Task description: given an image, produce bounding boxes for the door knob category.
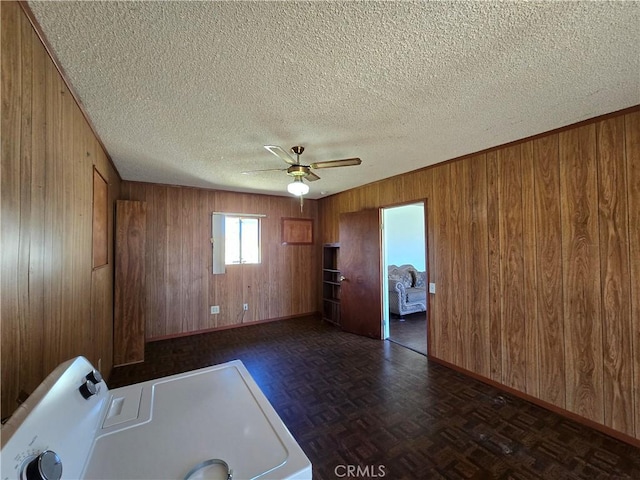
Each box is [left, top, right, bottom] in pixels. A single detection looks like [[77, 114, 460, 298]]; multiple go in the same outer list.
[[339, 275, 347, 282]]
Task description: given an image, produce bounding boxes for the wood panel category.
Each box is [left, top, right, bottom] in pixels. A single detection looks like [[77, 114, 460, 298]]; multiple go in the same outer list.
[[193, 190, 209, 328], [532, 134, 565, 407], [65, 78, 93, 366], [378, 175, 403, 207], [150, 185, 168, 337], [431, 164, 452, 363], [469, 154, 490, 378], [1, 1, 120, 419], [498, 145, 526, 392], [559, 124, 603, 424], [92, 168, 108, 268], [266, 197, 286, 320], [596, 116, 633, 435], [180, 188, 197, 332], [450, 160, 469, 366], [412, 169, 435, 355], [119, 182, 319, 339], [166, 188, 184, 333], [42, 22, 64, 376], [24, 13, 47, 402], [114, 201, 146, 366], [1, 0, 23, 418], [521, 141, 539, 398], [486, 151, 502, 383], [317, 107, 639, 441], [625, 111, 640, 439], [17, 10, 36, 398]]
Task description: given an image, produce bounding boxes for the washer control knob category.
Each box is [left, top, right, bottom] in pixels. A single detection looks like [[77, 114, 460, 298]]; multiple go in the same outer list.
[[79, 379, 97, 399], [25, 450, 62, 480], [86, 369, 103, 384]]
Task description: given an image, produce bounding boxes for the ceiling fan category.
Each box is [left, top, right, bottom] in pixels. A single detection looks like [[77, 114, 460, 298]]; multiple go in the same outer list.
[[242, 145, 362, 197]]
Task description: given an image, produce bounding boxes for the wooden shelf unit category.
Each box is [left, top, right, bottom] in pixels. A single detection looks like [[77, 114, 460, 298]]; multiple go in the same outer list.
[[322, 243, 341, 325]]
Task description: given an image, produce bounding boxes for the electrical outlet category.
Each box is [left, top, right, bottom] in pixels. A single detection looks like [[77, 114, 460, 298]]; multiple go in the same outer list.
[[210, 305, 220, 314], [429, 283, 436, 294], [243, 303, 249, 311]]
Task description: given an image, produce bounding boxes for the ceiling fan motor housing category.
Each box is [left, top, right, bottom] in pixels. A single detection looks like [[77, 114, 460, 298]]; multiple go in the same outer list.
[[287, 165, 309, 177]]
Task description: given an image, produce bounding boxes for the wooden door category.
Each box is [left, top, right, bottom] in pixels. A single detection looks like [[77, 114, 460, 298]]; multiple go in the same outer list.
[[114, 200, 146, 366], [339, 209, 382, 339]]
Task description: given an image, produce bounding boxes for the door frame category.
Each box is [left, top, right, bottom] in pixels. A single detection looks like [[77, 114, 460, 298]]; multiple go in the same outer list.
[[381, 199, 429, 348]]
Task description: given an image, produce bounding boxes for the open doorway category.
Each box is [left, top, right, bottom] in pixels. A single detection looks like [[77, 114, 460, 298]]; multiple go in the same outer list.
[[382, 202, 427, 355]]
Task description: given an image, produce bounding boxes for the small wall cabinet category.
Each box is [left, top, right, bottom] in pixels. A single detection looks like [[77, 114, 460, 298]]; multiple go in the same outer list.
[[322, 243, 341, 325]]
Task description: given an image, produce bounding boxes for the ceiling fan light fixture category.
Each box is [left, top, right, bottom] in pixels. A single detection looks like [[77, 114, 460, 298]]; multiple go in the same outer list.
[[287, 177, 309, 196], [255, 144, 361, 198]]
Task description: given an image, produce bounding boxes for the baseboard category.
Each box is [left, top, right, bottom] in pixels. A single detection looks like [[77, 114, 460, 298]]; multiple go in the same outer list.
[[146, 312, 321, 342], [427, 355, 640, 449]]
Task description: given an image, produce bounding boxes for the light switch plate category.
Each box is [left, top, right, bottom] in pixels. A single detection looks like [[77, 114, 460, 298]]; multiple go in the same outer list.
[[429, 283, 436, 294]]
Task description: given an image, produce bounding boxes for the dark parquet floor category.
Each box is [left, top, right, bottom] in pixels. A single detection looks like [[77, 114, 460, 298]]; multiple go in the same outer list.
[[109, 316, 640, 480], [388, 313, 428, 355]]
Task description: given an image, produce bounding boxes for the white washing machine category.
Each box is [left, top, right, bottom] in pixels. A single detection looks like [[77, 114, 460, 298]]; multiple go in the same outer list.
[[1, 357, 312, 480]]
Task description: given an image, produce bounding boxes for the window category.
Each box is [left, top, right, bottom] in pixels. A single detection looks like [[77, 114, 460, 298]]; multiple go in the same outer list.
[[225, 216, 260, 264], [212, 213, 263, 274]]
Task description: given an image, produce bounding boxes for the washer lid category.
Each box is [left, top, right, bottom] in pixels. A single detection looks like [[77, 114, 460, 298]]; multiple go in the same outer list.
[[83, 361, 311, 479]]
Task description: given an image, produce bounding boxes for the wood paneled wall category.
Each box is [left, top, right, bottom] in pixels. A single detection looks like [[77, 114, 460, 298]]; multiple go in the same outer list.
[[120, 182, 319, 340], [1, 2, 121, 419], [318, 108, 640, 441]]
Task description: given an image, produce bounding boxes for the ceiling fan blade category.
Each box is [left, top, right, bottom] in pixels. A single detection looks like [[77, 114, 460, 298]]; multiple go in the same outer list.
[[306, 171, 321, 181], [264, 145, 297, 165], [310, 158, 362, 169], [241, 168, 286, 175]]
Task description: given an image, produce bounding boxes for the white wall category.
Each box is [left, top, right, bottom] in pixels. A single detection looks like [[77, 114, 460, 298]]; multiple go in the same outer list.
[[383, 203, 425, 271]]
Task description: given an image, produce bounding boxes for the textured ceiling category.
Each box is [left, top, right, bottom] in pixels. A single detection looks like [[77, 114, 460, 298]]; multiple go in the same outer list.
[[28, 1, 640, 199]]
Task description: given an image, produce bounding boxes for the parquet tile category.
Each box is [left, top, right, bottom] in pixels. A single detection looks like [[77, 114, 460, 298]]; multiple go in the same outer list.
[[388, 313, 428, 354], [108, 316, 640, 480]]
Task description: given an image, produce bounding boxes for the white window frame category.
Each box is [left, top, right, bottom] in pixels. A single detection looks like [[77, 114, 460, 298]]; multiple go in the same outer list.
[[211, 212, 265, 274]]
